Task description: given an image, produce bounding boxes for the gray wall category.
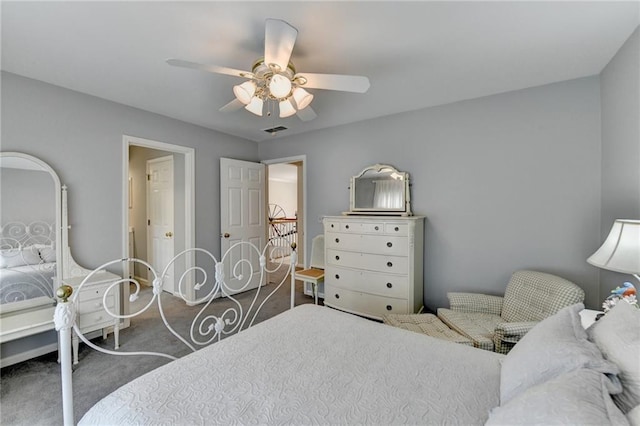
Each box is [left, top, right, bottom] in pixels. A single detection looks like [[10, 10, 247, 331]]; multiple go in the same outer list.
[[1, 71, 258, 361], [1, 71, 258, 268], [0, 168, 55, 224], [259, 76, 603, 310], [599, 26, 640, 301]]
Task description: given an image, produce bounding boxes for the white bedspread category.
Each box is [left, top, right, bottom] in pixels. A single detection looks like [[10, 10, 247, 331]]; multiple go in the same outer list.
[[81, 305, 503, 425], [0, 263, 55, 304]]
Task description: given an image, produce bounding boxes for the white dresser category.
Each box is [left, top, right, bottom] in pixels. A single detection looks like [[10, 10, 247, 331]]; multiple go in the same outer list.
[[63, 271, 121, 364], [323, 216, 425, 320]]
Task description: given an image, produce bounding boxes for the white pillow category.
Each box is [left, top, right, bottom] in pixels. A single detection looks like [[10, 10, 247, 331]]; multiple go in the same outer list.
[[35, 244, 56, 263], [588, 300, 640, 414], [0, 246, 42, 268], [487, 369, 628, 425], [628, 405, 640, 426], [500, 303, 619, 404]]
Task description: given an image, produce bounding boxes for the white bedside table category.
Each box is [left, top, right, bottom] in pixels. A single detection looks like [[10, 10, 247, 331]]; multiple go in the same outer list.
[[579, 309, 603, 329], [63, 271, 121, 364]]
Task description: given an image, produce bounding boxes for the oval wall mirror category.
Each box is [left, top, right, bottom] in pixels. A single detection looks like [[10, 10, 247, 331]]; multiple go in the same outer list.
[[0, 152, 62, 343]]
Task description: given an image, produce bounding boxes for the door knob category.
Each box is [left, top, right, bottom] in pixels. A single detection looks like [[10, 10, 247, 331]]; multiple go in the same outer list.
[[223, 233, 230, 238], [165, 231, 173, 237]]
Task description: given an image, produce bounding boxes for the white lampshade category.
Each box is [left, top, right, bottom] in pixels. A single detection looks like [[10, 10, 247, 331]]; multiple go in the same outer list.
[[233, 81, 256, 105], [292, 87, 314, 110], [244, 97, 264, 116], [279, 99, 296, 118], [269, 74, 292, 99], [587, 219, 640, 274]]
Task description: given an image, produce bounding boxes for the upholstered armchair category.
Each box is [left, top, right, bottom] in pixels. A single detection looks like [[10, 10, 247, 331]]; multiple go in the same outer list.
[[437, 270, 585, 354]]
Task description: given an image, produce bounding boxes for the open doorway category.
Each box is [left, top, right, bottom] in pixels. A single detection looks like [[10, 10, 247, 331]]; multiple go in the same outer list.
[[263, 156, 318, 302], [122, 136, 195, 311]]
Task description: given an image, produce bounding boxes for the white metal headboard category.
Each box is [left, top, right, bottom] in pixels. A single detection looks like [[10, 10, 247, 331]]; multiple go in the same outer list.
[[0, 221, 57, 303], [55, 238, 298, 425], [0, 221, 55, 249]]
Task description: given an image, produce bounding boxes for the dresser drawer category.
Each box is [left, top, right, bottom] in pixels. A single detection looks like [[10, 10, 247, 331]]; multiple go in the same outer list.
[[77, 296, 115, 315], [385, 223, 409, 234], [78, 310, 113, 330], [327, 249, 408, 274], [326, 232, 408, 256], [325, 266, 408, 298], [78, 282, 114, 303], [324, 284, 408, 319]]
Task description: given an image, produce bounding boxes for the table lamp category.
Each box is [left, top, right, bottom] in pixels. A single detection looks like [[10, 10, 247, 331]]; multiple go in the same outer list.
[[588, 219, 640, 284]]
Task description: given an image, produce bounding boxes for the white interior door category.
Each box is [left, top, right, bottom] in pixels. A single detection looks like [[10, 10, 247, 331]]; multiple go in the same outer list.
[[147, 156, 175, 294], [220, 158, 266, 294]]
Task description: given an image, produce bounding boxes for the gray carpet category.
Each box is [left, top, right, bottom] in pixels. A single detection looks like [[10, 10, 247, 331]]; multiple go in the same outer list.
[[0, 269, 320, 425]]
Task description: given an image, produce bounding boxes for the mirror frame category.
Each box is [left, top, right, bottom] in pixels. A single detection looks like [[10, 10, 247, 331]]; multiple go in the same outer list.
[[0, 152, 62, 344], [348, 163, 412, 216]]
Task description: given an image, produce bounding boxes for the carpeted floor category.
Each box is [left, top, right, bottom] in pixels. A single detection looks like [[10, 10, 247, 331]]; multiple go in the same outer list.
[[0, 268, 321, 425]]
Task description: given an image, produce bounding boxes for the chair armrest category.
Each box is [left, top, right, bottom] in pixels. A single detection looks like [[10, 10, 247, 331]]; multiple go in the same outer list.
[[447, 292, 503, 315], [493, 321, 539, 354]]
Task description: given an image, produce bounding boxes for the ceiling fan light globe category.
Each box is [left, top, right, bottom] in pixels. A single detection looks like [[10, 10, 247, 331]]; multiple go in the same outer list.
[[292, 87, 314, 110], [233, 81, 256, 105], [269, 74, 292, 99], [279, 99, 297, 118], [245, 97, 264, 116]]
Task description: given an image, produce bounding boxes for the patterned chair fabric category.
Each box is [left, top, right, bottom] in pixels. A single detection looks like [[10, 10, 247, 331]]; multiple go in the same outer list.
[[437, 270, 585, 354]]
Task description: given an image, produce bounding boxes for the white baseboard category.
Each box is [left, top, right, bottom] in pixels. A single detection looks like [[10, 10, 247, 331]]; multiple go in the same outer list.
[[0, 342, 58, 368], [134, 276, 149, 287]]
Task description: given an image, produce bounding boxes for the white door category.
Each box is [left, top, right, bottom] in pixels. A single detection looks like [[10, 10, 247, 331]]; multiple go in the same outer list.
[[220, 158, 266, 294], [147, 156, 175, 293]]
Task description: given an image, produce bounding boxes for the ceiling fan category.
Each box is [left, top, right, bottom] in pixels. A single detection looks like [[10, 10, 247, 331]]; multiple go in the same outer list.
[[166, 18, 370, 122]]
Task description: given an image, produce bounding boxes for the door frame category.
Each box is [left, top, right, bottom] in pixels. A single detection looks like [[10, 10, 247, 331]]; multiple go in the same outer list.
[[262, 155, 307, 268], [122, 135, 196, 320]]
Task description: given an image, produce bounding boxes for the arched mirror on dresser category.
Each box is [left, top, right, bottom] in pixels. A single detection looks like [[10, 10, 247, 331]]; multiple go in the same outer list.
[[0, 152, 121, 367]]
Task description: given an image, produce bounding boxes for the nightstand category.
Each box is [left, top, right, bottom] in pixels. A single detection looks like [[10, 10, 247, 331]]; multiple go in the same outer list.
[[579, 309, 603, 329], [63, 271, 121, 364]]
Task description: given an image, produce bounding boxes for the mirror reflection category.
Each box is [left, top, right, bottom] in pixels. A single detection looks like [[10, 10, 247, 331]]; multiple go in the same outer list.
[[0, 156, 58, 308]]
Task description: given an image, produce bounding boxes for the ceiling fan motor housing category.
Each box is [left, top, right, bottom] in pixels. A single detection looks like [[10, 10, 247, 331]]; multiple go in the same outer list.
[[251, 58, 298, 100]]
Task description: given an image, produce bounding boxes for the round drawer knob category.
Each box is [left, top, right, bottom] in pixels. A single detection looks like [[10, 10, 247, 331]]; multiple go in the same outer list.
[[387, 262, 393, 267], [386, 242, 392, 248], [335, 238, 340, 243], [335, 255, 340, 261], [386, 305, 392, 311], [331, 224, 334, 228], [374, 226, 379, 231], [394, 226, 399, 231], [335, 274, 340, 279], [345, 225, 350, 229], [335, 294, 340, 299], [386, 282, 393, 288]]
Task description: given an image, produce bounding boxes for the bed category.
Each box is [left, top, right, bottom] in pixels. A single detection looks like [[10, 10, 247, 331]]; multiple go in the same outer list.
[[56, 241, 639, 426], [0, 221, 56, 306]]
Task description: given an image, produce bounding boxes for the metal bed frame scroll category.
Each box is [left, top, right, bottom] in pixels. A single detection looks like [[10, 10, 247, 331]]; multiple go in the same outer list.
[[55, 238, 298, 426]]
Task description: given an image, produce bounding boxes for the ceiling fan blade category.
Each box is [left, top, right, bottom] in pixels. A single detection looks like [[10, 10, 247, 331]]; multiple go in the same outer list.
[[219, 99, 244, 113], [166, 59, 253, 79], [264, 19, 298, 71], [296, 106, 317, 122], [297, 73, 370, 93]]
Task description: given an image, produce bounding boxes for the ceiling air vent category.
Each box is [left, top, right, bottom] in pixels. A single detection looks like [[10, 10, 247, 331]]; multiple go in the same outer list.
[[263, 125, 288, 135]]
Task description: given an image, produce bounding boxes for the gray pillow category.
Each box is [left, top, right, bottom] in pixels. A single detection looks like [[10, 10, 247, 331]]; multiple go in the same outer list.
[[588, 300, 640, 414], [500, 303, 619, 404], [487, 368, 629, 425]]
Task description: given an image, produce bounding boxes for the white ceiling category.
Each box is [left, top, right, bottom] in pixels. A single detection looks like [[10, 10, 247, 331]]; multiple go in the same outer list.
[[2, 1, 638, 142]]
